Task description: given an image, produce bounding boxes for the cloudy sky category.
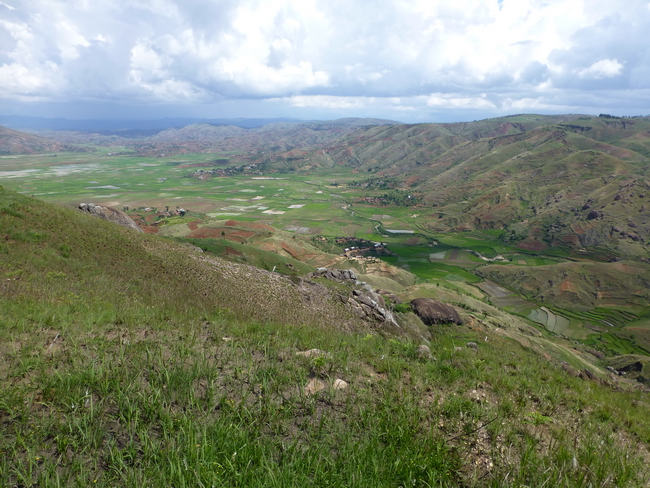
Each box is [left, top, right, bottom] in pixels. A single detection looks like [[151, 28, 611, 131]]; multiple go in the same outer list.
[[1, 0, 649, 123]]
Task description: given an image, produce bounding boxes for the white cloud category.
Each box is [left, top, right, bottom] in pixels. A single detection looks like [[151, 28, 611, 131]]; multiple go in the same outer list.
[[579, 59, 624, 79], [280, 95, 373, 109], [0, 62, 58, 98], [427, 93, 496, 110], [1, 0, 649, 119]]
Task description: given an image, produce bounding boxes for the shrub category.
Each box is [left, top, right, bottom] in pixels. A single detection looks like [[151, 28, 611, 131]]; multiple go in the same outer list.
[[393, 302, 412, 313]]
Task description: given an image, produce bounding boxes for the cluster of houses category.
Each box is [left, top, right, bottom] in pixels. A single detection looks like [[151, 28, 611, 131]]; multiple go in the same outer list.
[[335, 237, 392, 258], [189, 164, 261, 180]]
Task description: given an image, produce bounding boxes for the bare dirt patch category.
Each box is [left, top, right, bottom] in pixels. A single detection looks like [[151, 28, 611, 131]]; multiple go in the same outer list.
[[224, 220, 274, 232], [231, 230, 255, 239], [246, 222, 275, 231], [612, 262, 645, 274], [516, 240, 547, 252], [224, 246, 243, 256], [188, 227, 227, 239], [281, 242, 310, 260], [559, 279, 578, 292]]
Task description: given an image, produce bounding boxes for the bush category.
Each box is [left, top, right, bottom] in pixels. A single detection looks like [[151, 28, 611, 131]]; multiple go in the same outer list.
[[393, 302, 412, 313]]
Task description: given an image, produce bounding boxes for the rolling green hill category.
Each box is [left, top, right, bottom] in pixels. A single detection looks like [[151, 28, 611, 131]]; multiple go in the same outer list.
[[312, 115, 650, 259]]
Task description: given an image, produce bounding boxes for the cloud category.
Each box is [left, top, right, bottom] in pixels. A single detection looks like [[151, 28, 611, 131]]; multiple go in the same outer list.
[[426, 93, 496, 110], [579, 59, 624, 79], [1, 0, 650, 120]]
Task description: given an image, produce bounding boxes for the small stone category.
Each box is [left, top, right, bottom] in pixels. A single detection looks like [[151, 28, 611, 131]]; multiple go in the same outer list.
[[468, 389, 486, 403], [561, 361, 579, 377], [333, 379, 348, 390], [296, 349, 332, 358], [304, 378, 326, 395], [579, 369, 597, 381], [587, 349, 604, 360], [466, 342, 478, 350], [416, 344, 432, 360]]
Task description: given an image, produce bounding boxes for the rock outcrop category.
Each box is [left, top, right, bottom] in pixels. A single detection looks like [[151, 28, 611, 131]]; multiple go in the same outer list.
[[309, 268, 400, 330], [78, 203, 143, 233], [311, 268, 357, 281], [410, 298, 462, 325]]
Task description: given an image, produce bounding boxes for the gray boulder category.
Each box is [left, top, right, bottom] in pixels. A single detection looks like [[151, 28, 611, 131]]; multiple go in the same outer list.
[[78, 203, 143, 233], [410, 298, 462, 325], [311, 268, 357, 282]]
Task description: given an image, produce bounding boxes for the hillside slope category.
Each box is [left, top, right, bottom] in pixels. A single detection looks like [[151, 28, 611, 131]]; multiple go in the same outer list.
[[2, 187, 650, 486], [0, 126, 72, 154], [0, 187, 368, 331], [316, 115, 650, 257]]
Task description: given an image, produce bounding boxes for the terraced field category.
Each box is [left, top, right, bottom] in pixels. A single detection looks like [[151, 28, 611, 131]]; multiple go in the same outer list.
[[528, 308, 572, 336]]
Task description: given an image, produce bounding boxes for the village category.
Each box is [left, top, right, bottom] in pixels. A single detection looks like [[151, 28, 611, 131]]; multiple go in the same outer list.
[[334, 236, 394, 258], [188, 163, 264, 180]]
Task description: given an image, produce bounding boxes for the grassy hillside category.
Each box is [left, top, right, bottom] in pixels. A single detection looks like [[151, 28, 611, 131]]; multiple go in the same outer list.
[[2, 187, 650, 486], [0, 187, 370, 332], [315, 115, 650, 258]]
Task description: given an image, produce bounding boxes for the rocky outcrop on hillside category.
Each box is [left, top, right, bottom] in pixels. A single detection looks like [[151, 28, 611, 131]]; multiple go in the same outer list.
[[310, 268, 401, 330], [605, 355, 650, 384], [78, 203, 143, 233], [410, 298, 463, 325]]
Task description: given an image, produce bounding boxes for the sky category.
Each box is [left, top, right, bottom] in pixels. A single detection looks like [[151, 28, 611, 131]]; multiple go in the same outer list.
[[1, 0, 650, 123]]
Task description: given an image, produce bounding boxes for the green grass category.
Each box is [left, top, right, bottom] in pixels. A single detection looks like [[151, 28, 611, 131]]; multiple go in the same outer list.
[[0, 319, 470, 487], [2, 187, 650, 486], [2, 308, 649, 487], [380, 243, 482, 282], [584, 331, 650, 356], [177, 237, 315, 275]]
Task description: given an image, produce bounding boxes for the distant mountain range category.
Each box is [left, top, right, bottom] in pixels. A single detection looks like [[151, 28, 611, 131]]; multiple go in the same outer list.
[[0, 115, 401, 135]]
